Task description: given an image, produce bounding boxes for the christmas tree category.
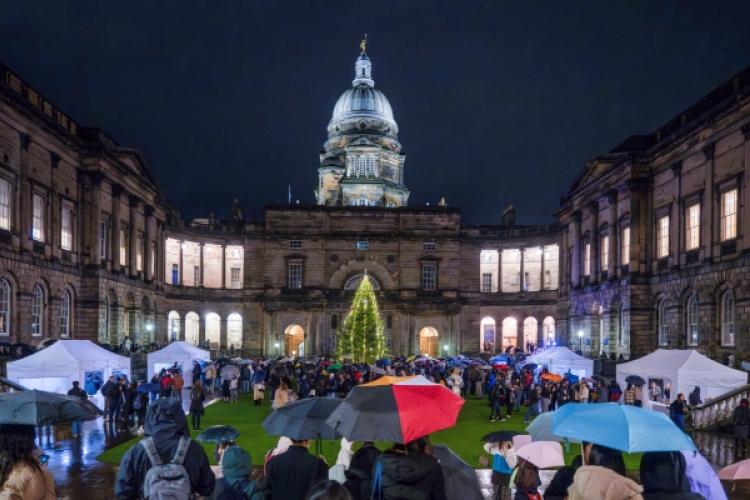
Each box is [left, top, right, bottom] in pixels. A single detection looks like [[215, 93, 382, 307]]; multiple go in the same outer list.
[[336, 274, 386, 363]]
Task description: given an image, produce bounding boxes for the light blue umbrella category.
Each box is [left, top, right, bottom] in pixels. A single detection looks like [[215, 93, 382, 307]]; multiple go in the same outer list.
[[552, 403, 696, 453], [526, 412, 579, 443]]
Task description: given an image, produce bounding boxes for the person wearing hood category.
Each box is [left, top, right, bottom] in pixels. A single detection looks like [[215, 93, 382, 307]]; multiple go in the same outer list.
[[265, 438, 328, 500], [640, 452, 704, 500], [375, 439, 446, 500], [567, 443, 643, 500], [328, 438, 354, 484], [343, 441, 380, 500], [211, 446, 264, 500], [115, 398, 215, 500], [688, 387, 702, 407]]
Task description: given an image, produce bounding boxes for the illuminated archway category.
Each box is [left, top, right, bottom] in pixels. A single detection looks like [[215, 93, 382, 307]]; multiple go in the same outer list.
[[523, 317, 538, 352], [227, 313, 242, 350], [418, 326, 439, 357], [205, 313, 221, 348], [543, 316, 555, 345], [284, 324, 305, 356], [167, 311, 180, 342], [480, 316, 496, 353], [501, 317, 517, 352], [185, 312, 199, 345]]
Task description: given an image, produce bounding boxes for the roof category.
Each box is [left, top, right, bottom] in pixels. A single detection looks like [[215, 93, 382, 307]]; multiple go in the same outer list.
[[148, 341, 210, 359], [7, 340, 130, 373]]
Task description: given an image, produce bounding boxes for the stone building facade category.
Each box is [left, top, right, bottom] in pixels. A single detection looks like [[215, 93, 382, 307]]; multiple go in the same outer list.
[[559, 65, 750, 363]]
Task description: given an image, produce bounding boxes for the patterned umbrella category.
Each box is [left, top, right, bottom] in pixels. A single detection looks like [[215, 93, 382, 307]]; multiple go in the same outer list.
[[326, 375, 464, 443]]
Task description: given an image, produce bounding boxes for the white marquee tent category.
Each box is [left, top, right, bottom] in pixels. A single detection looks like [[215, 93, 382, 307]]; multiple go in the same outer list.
[[6, 339, 131, 409], [525, 346, 594, 378], [616, 349, 748, 402], [147, 341, 210, 386]]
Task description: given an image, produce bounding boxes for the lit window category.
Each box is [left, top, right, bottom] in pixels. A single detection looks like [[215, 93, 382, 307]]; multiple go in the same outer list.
[[31, 285, 43, 336], [288, 262, 303, 289], [686, 294, 698, 346], [194, 265, 201, 287], [543, 245, 559, 290], [136, 235, 144, 272], [289, 239, 302, 249], [657, 299, 668, 346], [686, 204, 700, 250], [481, 273, 492, 293], [230, 267, 241, 288], [501, 249, 521, 292], [583, 242, 591, 277], [620, 226, 630, 266], [721, 290, 735, 346], [356, 240, 369, 250], [721, 189, 738, 241], [656, 215, 670, 259], [32, 193, 45, 242], [0, 279, 9, 335], [600, 235, 609, 272], [99, 214, 109, 261], [59, 290, 71, 337], [523, 247, 542, 291], [421, 261, 437, 291], [0, 178, 11, 231], [119, 226, 128, 266], [171, 264, 179, 285], [150, 243, 156, 277], [423, 240, 436, 252], [60, 201, 73, 251]]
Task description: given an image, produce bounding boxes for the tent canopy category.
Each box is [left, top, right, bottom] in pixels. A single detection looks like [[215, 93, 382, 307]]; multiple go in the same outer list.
[[525, 347, 594, 378], [616, 349, 748, 400], [147, 341, 210, 381]]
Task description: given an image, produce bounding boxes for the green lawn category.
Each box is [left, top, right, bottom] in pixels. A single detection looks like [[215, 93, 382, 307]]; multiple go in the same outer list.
[[97, 395, 641, 470]]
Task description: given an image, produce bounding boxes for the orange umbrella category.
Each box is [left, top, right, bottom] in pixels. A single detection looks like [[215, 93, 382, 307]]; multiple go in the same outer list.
[[541, 373, 562, 382]]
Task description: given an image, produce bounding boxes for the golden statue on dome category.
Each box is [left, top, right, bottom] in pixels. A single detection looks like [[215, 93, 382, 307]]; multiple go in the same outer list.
[[360, 34, 367, 53]]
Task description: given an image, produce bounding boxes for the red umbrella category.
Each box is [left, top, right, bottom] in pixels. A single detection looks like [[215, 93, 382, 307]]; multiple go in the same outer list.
[[326, 375, 465, 443]]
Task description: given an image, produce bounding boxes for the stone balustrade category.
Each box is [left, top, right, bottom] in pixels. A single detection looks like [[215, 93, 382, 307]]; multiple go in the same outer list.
[[692, 384, 750, 430]]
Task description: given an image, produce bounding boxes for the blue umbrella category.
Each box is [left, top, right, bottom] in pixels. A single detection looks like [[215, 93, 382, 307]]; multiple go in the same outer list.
[[552, 403, 696, 453], [136, 382, 160, 394], [196, 425, 240, 443], [525, 412, 575, 443], [489, 355, 508, 364]]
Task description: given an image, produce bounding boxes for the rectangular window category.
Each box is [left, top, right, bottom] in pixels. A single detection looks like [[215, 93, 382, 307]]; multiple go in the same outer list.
[[583, 242, 591, 276], [0, 178, 11, 231], [421, 261, 437, 291], [600, 235, 609, 272], [543, 244, 559, 290], [288, 239, 302, 249], [721, 189, 738, 241], [481, 273, 492, 293], [193, 265, 200, 287], [60, 200, 73, 251], [355, 240, 369, 250], [288, 262, 303, 289], [172, 263, 179, 285], [657, 215, 670, 259], [32, 192, 44, 242], [423, 240, 436, 252], [99, 214, 109, 261], [150, 243, 156, 278], [686, 204, 700, 250], [501, 249, 521, 292], [620, 226, 630, 266], [136, 235, 144, 272], [523, 247, 542, 291], [119, 226, 127, 267], [230, 267, 241, 288]]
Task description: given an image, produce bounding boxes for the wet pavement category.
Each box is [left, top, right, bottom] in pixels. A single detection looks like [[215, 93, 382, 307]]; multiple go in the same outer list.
[[39, 420, 750, 499]]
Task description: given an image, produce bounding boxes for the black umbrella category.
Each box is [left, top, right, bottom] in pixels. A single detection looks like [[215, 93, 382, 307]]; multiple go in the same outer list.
[[0, 390, 101, 425], [625, 375, 646, 386], [196, 425, 240, 443], [481, 430, 521, 443], [433, 445, 483, 500], [263, 397, 342, 456]]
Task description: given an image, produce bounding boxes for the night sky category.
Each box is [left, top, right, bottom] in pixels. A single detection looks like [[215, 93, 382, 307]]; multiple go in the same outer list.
[[1, 2, 749, 224]]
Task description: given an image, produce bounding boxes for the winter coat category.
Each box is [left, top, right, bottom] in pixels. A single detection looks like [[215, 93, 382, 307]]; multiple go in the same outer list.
[[343, 444, 380, 500], [115, 398, 215, 500], [211, 446, 264, 500], [640, 452, 704, 500], [734, 405, 750, 439], [190, 387, 206, 415], [265, 445, 328, 500], [67, 386, 88, 400], [0, 461, 56, 500], [272, 388, 289, 409], [567, 465, 644, 500], [377, 450, 447, 500]]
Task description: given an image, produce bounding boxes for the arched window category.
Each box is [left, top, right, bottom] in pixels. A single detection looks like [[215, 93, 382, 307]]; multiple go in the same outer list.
[[205, 313, 221, 348], [542, 317, 555, 345], [658, 300, 668, 346], [501, 317, 517, 352], [0, 279, 11, 336], [618, 303, 628, 347], [59, 290, 71, 338], [344, 274, 381, 291], [185, 312, 199, 345], [31, 285, 43, 336], [480, 316, 496, 353], [167, 311, 180, 342], [227, 313, 242, 350], [686, 294, 699, 346], [523, 317, 538, 352], [721, 290, 735, 346]]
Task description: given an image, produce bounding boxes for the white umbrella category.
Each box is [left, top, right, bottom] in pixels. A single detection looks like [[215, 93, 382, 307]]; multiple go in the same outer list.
[[516, 441, 565, 469]]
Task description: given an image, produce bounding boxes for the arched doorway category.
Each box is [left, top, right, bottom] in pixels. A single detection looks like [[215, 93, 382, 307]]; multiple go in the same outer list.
[[543, 316, 555, 346], [205, 313, 221, 349], [141, 296, 154, 344], [284, 324, 305, 356], [227, 313, 242, 351], [480, 316, 496, 353], [167, 311, 180, 342], [418, 326, 439, 357], [501, 317, 517, 353], [185, 312, 199, 345], [523, 317, 538, 352]]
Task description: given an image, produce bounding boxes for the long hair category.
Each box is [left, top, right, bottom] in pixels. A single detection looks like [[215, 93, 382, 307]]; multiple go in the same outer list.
[[0, 424, 38, 487], [513, 458, 539, 491], [589, 444, 626, 476]]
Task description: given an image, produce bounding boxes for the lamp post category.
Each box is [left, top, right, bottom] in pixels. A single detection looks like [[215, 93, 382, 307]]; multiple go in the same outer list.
[[577, 330, 584, 352]]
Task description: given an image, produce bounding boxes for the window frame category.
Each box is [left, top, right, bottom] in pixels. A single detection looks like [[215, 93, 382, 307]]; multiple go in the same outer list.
[[657, 299, 668, 346], [600, 234, 609, 273], [685, 203, 701, 251], [99, 214, 110, 262], [421, 260, 438, 291], [59, 289, 71, 338], [32, 191, 45, 242], [720, 188, 738, 242], [686, 294, 699, 346], [31, 285, 43, 337], [0, 279, 10, 336], [287, 261, 303, 289], [721, 290, 735, 347], [656, 214, 670, 259], [620, 225, 630, 267], [355, 240, 369, 251], [60, 199, 74, 251], [288, 239, 303, 250], [481, 272, 492, 293], [0, 177, 11, 231], [583, 241, 591, 277]]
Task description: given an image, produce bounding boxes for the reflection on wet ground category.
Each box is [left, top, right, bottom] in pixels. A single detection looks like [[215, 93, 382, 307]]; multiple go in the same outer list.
[[41, 421, 750, 499]]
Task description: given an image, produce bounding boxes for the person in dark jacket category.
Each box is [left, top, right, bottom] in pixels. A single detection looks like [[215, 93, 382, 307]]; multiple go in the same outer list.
[[67, 381, 87, 437], [211, 446, 263, 500], [670, 393, 688, 431], [265, 439, 328, 500], [688, 387, 702, 407], [543, 466, 576, 500], [115, 398, 214, 500], [734, 398, 750, 458], [343, 441, 380, 500], [376, 440, 446, 500], [640, 451, 704, 500], [189, 381, 206, 431]]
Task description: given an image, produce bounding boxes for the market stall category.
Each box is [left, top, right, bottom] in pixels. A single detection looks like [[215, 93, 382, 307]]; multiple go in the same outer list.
[[525, 346, 594, 379]]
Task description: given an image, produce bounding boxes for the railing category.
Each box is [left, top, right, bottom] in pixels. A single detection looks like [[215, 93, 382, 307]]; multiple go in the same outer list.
[[692, 384, 750, 430]]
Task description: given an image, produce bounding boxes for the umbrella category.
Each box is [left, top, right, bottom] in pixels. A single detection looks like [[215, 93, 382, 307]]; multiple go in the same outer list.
[[196, 425, 240, 443], [719, 458, 750, 480], [526, 412, 578, 443], [263, 397, 342, 441], [220, 364, 240, 380], [541, 373, 562, 382], [136, 382, 160, 394], [328, 362, 343, 372], [0, 390, 101, 425], [433, 445, 483, 500], [488, 355, 509, 364], [326, 375, 464, 443], [516, 441, 565, 469], [369, 365, 387, 375], [625, 375, 646, 386], [552, 403, 697, 453], [481, 430, 521, 443], [523, 363, 538, 371]]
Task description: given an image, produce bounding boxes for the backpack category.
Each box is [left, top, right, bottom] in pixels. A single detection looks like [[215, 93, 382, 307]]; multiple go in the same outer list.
[[140, 436, 192, 500], [214, 478, 264, 500]]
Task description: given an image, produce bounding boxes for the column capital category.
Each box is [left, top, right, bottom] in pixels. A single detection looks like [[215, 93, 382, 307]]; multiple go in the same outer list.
[[702, 143, 715, 161]]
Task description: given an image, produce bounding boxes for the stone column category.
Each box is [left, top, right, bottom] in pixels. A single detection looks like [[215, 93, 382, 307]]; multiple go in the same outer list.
[[144, 205, 154, 281], [741, 125, 750, 252], [219, 317, 227, 351], [519, 247, 525, 292], [178, 239, 184, 286], [221, 244, 227, 289], [671, 163, 682, 267], [570, 211, 582, 287], [199, 243, 205, 287], [128, 196, 139, 277], [111, 184, 123, 273], [703, 144, 716, 261], [589, 202, 599, 283], [607, 190, 617, 276]]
